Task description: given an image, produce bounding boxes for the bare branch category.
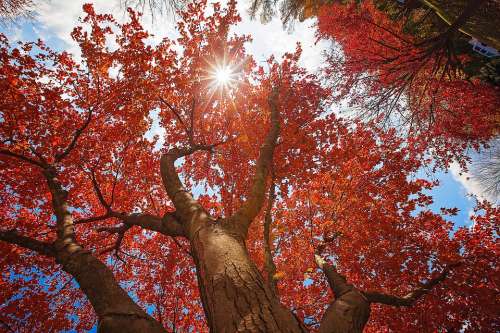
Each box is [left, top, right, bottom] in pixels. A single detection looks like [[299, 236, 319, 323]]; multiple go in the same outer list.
[[364, 262, 461, 307]]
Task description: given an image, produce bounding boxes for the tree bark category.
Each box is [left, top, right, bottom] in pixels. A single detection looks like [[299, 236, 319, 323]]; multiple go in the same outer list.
[[318, 291, 370, 333], [56, 249, 165, 333], [317, 264, 370, 333], [189, 221, 304, 332]]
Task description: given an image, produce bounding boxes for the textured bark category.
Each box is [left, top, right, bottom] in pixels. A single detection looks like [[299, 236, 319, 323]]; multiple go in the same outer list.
[[189, 221, 304, 333], [47, 164, 165, 333], [56, 249, 165, 333], [317, 261, 370, 333], [318, 290, 370, 333], [156, 89, 309, 332], [0, 149, 166, 332]]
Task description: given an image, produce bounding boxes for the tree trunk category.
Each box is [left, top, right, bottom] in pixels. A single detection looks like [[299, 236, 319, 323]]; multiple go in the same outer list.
[[315, 259, 371, 333], [56, 248, 165, 333], [318, 290, 370, 333], [189, 222, 304, 332]]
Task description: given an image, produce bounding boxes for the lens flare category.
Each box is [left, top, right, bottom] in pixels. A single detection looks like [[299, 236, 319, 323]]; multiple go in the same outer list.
[[215, 67, 232, 85]]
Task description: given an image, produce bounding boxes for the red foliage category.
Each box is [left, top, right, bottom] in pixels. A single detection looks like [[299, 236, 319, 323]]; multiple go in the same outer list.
[[316, 1, 500, 168], [0, 1, 498, 332]]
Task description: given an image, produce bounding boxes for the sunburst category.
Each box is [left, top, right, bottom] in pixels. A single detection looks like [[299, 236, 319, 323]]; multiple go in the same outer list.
[[210, 63, 237, 89]]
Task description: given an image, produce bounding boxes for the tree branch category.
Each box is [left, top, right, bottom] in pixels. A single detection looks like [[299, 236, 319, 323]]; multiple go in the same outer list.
[[55, 107, 93, 162], [315, 255, 353, 297], [363, 262, 461, 307], [97, 212, 186, 261], [88, 167, 111, 210], [75, 214, 112, 225], [228, 87, 280, 235], [110, 211, 185, 237], [0, 230, 55, 257], [159, 97, 191, 139], [159, 143, 219, 226], [42, 167, 83, 255], [97, 223, 131, 260], [0, 149, 46, 168], [85, 161, 186, 237]]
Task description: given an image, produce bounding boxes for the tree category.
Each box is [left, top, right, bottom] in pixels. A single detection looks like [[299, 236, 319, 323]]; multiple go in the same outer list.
[[316, 1, 500, 168], [0, 0, 35, 23], [248, 0, 326, 26], [120, 0, 186, 18], [0, 1, 498, 332], [471, 137, 500, 200]]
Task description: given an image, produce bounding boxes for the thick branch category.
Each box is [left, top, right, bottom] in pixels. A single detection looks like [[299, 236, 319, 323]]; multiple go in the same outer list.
[[159, 143, 214, 225], [4, 156, 165, 330], [0, 230, 55, 257], [75, 214, 112, 225], [86, 164, 185, 237], [0, 149, 46, 168], [229, 87, 280, 235], [111, 211, 185, 237], [315, 255, 371, 333], [315, 255, 353, 297], [364, 263, 461, 307]]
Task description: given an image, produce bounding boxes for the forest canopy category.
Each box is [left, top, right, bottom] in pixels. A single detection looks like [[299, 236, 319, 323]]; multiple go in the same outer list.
[[0, 0, 498, 332]]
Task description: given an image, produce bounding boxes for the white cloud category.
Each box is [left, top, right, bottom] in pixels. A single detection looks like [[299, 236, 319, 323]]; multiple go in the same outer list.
[[28, 1, 324, 74], [232, 1, 326, 73], [32, 0, 180, 59], [449, 162, 497, 203]]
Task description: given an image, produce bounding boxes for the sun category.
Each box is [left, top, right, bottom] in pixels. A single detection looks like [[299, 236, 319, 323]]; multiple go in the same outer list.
[[215, 67, 232, 85], [209, 63, 237, 89]]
